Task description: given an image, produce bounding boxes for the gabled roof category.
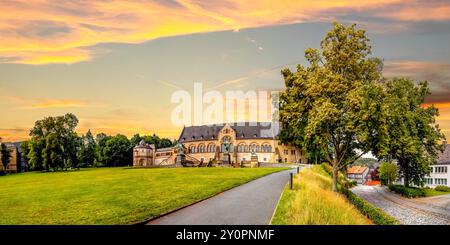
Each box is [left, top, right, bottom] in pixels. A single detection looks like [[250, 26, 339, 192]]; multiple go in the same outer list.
[[178, 122, 278, 142], [436, 142, 450, 165], [347, 166, 368, 174]]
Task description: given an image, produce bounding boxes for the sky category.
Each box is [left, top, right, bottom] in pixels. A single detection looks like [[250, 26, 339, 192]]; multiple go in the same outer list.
[[0, 0, 450, 142]]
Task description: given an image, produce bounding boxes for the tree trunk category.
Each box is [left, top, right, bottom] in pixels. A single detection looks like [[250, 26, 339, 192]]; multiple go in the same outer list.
[[404, 167, 409, 187], [332, 164, 338, 192]]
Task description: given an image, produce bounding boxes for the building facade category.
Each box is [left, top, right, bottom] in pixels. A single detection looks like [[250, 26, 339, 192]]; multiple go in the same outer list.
[[347, 166, 369, 184], [133, 122, 305, 167], [0, 143, 20, 172], [424, 142, 450, 187]]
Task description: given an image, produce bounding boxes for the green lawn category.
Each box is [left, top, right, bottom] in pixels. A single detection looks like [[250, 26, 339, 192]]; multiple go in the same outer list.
[[0, 167, 284, 224], [424, 188, 450, 197]]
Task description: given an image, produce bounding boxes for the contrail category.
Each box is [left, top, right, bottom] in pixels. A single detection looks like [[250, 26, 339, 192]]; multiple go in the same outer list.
[[206, 59, 304, 91]]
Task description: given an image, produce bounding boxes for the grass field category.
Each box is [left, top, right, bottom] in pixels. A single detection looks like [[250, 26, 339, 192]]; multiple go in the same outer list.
[[0, 167, 284, 224], [424, 188, 450, 197], [271, 165, 372, 225]]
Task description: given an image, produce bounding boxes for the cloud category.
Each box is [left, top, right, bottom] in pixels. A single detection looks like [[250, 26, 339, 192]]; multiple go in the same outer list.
[[1, 96, 101, 109], [384, 60, 450, 104], [0, 128, 29, 142], [4, 0, 448, 64]]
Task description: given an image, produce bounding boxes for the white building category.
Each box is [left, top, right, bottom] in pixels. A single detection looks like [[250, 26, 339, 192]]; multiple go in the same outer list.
[[424, 142, 450, 187]]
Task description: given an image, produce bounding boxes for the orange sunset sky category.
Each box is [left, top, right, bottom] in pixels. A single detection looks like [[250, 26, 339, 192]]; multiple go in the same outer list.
[[0, 0, 449, 142]]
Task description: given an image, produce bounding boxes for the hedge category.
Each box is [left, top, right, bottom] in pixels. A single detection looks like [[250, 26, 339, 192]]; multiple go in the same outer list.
[[388, 184, 426, 198], [339, 187, 399, 225], [435, 185, 450, 192]]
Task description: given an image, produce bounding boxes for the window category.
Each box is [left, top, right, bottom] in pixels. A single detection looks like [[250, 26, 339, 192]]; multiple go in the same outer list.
[[435, 178, 448, 185], [291, 150, 295, 155]]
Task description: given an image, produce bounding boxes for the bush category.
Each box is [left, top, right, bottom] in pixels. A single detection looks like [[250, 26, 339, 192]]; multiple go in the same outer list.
[[340, 187, 399, 225], [435, 185, 450, 192], [388, 184, 426, 198]]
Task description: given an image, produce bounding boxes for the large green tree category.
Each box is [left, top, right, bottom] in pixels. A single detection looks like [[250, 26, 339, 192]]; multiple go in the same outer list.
[[101, 134, 132, 167], [378, 78, 445, 187], [77, 130, 97, 167], [378, 162, 398, 185], [279, 22, 387, 192], [28, 113, 80, 171], [19, 141, 30, 170]]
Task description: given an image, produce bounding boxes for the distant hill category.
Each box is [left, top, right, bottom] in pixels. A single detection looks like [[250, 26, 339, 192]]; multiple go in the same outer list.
[[354, 158, 379, 167]]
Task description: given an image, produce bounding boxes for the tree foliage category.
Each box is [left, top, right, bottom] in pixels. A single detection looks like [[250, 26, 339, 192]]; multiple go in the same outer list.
[[279, 22, 386, 192], [1, 141, 12, 172], [77, 130, 97, 167], [27, 113, 80, 171], [378, 162, 398, 185], [375, 78, 445, 186], [279, 22, 445, 190]]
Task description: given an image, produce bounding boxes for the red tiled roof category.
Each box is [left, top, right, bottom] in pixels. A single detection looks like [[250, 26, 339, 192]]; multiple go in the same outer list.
[[347, 166, 368, 174]]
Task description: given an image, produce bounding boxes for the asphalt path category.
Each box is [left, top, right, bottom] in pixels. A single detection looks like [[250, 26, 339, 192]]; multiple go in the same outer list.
[[148, 168, 297, 225]]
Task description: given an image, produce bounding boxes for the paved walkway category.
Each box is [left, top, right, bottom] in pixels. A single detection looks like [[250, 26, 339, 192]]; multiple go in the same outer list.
[[352, 185, 450, 225], [148, 168, 298, 225]]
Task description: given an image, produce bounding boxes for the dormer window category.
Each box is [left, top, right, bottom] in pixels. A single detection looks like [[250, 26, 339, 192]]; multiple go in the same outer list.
[[254, 134, 257, 137]]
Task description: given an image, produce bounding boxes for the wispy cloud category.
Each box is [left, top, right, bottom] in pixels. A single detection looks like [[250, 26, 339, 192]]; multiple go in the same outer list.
[[384, 60, 450, 104], [1, 96, 101, 109], [208, 59, 302, 90], [3, 0, 448, 65]]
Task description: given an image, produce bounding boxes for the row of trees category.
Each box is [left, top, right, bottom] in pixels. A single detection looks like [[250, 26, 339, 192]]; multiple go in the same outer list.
[[279, 22, 445, 191], [18, 113, 175, 171]]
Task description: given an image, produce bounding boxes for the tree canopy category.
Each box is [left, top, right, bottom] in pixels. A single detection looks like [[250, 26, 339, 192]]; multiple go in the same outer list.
[[279, 22, 445, 190], [279, 22, 386, 191]]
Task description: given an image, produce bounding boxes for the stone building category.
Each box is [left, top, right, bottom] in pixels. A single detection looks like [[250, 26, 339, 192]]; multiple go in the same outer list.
[[132, 122, 304, 167], [0, 143, 20, 172]]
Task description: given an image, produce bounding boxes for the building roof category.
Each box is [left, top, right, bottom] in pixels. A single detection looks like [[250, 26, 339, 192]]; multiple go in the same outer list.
[[133, 140, 155, 149], [436, 142, 450, 165], [347, 166, 368, 175], [178, 122, 279, 142], [156, 147, 175, 152]]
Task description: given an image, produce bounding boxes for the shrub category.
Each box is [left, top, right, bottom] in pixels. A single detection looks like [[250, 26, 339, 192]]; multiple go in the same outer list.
[[388, 184, 426, 198], [435, 185, 450, 192], [340, 187, 399, 225]]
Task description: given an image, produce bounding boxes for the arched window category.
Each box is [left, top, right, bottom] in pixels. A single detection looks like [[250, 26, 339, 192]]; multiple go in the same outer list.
[[189, 145, 196, 153], [250, 143, 258, 153], [262, 143, 271, 152], [207, 144, 215, 152], [238, 143, 246, 152], [198, 144, 205, 153]]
